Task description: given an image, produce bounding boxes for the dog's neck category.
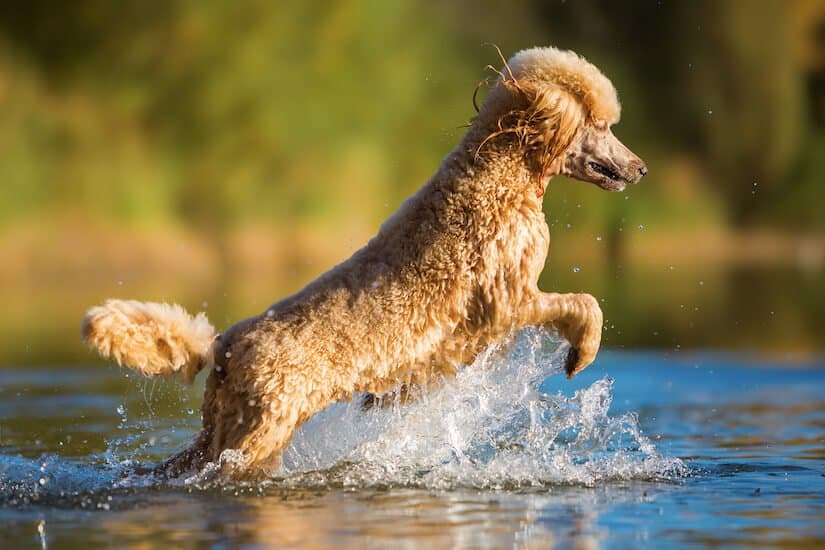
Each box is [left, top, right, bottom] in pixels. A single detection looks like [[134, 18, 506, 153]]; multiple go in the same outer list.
[[446, 125, 559, 208]]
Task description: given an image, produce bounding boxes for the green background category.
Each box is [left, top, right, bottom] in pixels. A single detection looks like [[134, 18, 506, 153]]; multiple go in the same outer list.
[[0, 0, 822, 365]]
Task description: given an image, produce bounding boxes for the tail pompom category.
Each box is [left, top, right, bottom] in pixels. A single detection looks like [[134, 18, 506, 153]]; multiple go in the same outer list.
[[82, 299, 217, 384]]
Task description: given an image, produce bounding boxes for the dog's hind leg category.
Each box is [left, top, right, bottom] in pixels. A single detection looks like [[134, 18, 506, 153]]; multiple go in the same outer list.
[[200, 385, 317, 479], [218, 413, 304, 479], [520, 292, 603, 378]]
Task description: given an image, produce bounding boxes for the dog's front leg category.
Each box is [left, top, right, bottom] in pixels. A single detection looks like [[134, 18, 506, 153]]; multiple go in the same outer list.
[[521, 292, 603, 378], [361, 361, 459, 410]]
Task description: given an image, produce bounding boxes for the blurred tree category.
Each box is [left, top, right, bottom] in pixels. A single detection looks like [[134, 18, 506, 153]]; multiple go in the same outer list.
[[676, 0, 805, 226], [1, 0, 823, 229], [514, 0, 825, 227], [0, 0, 822, 362], [0, 0, 476, 231]]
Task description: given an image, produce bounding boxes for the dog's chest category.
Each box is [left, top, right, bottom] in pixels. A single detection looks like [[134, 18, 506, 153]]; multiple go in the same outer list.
[[479, 206, 549, 292]]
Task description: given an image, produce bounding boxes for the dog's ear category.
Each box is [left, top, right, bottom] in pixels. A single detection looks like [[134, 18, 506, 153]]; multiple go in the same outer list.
[[474, 72, 586, 186], [528, 86, 585, 177]]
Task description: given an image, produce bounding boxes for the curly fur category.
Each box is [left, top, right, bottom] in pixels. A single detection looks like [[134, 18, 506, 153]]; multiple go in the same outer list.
[[83, 299, 216, 384], [83, 46, 641, 478]]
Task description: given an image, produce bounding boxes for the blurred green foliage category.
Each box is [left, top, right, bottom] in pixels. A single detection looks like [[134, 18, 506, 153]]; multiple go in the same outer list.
[[0, 0, 823, 363], [2, 0, 821, 229], [0, 0, 477, 229]]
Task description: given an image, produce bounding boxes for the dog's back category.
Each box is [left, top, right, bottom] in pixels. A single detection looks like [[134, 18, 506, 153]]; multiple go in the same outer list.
[[214, 137, 549, 399]]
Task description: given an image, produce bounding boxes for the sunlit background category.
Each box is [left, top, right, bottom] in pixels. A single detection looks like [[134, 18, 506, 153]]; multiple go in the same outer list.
[[0, 0, 823, 365]]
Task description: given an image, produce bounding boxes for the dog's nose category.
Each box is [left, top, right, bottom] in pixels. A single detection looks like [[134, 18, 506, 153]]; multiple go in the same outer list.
[[638, 164, 648, 177]]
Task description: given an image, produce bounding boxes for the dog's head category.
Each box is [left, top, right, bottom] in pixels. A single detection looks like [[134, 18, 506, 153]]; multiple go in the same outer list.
[[476, 46, 646, 192]]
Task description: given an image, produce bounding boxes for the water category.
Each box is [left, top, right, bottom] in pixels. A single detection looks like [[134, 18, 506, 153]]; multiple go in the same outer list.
[[1, 329, 823, 547]]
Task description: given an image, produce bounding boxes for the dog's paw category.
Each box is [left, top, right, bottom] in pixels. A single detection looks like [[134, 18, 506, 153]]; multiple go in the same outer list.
[[563, 339, 598, 378], [360, 384, 415, 411], [360, 392, 380, 411], [564, 346, 580, 377], [559, 294, 603, 378]]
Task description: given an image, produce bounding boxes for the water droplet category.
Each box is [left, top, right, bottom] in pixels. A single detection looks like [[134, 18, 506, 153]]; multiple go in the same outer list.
[[638, 224, 645, 230], [225, 351, 232, 359], [566, 223, 572, 229], [266, 309, 275, 317], [117, 280, 124, 286], [698, 280, 704, 286], [201, 301, 209, 309], [707, 109, 713, 115], [572, 266, 581, 273], [116, 405, 126, 416], [668, 265, 675, 271], [186, 408, 194, 415], [596, 236, 602, 241]]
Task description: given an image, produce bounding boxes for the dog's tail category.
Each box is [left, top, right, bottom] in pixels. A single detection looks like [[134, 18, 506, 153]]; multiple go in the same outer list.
[[82, 299, 217, 384]]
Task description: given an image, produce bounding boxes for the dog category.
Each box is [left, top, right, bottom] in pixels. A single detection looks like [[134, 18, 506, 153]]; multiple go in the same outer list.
[[83, 46, 647, 478]]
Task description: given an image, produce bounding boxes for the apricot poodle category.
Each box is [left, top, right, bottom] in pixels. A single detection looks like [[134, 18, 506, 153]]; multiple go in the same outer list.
[[83, 46, 647, 478]]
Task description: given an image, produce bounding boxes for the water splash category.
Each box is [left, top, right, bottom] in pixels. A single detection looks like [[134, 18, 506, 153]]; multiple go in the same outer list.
[[0, 454, 135, 509], [1, 329, 686, 505], [275, 328, 686, 489]]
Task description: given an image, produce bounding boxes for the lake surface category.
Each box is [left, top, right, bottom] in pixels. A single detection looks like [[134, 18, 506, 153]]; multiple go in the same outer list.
[[1, 329, 823, 548]]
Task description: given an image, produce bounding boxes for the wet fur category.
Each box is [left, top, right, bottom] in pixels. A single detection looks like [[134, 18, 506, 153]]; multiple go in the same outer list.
[[84, 47, 624, 478]]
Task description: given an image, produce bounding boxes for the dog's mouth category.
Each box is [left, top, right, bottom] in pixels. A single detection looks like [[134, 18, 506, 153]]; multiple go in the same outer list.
[[587, 161, 628, 191]]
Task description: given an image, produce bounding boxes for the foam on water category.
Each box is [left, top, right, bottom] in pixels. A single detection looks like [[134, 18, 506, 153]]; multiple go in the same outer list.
[[0, 328, 686, 505]]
